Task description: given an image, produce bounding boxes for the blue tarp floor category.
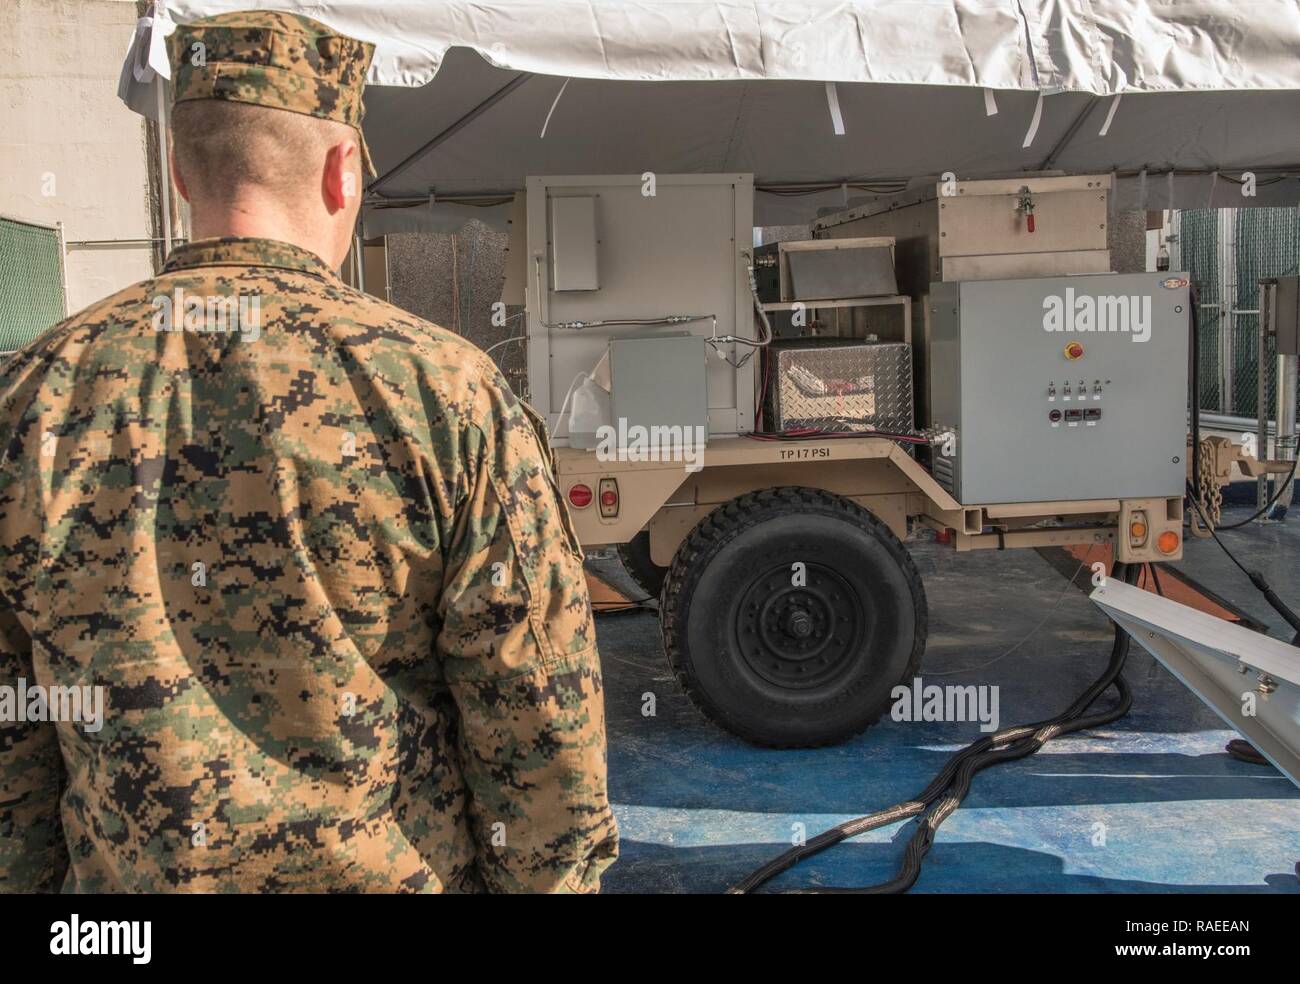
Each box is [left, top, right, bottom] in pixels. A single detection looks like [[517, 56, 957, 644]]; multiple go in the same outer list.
[[590, 500, 1300, 894]]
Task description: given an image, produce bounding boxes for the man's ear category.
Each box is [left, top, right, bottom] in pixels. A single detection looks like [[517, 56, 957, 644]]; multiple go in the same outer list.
[[168, 140, 191, 203], [322, 138, 360, 213]]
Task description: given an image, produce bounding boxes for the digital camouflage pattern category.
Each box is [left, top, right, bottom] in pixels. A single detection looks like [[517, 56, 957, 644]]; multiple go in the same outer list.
[[0, 237, 616, 892], [168, 11, 378, 175]]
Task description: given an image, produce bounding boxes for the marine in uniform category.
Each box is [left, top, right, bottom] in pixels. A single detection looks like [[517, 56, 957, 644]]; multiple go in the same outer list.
[[0, 11, 617, 893]]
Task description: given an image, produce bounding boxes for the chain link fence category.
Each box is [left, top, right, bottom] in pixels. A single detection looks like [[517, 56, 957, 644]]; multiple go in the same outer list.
[[0, 216, 67, 360], [1176, 206, 1299, 423]]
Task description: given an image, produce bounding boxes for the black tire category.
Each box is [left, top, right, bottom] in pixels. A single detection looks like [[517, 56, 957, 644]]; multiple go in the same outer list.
[[660, 487, 927, 748], [617, 531, 668, 599]]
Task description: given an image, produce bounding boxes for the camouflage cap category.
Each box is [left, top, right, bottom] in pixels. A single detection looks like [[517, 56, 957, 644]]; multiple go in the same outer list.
[[167, 10, 378, 177]]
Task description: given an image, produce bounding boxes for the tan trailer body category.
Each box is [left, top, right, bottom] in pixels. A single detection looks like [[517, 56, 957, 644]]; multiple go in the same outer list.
[[555, 439, 1186, 566]]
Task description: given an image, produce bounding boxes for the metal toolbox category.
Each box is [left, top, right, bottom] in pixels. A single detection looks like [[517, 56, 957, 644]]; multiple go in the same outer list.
[[764, 338, 914, 433]]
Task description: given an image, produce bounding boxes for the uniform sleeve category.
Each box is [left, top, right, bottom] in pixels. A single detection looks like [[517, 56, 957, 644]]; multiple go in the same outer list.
[[0, 602, 67, 893], [436, 379, 617, 893]]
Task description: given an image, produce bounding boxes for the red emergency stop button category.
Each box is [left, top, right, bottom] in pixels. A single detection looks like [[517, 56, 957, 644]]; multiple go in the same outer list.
[[1064, 342, 1085, 360]]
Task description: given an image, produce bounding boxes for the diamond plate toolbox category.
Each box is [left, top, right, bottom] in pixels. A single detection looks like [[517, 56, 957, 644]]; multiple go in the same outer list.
[[765, 339, 914, 433]]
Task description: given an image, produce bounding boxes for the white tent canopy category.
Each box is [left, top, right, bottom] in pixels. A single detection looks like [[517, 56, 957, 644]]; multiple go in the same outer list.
[[122, 1, 1300, 232]]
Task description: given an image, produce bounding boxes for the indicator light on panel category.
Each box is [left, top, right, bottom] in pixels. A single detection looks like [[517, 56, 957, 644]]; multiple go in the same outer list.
[[568, 483, 593, 508], [598, 478, 619, 518]]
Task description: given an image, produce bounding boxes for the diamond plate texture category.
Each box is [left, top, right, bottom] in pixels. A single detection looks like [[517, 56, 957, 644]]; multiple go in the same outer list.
[[767, 339, 914, 433]]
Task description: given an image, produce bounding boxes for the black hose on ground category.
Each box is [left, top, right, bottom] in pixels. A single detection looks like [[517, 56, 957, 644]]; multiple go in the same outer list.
[[728, 562, 1139, 894]]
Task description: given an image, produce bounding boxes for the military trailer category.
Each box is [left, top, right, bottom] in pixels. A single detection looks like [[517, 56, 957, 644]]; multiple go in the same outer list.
[[509, 171, 1222, 747]]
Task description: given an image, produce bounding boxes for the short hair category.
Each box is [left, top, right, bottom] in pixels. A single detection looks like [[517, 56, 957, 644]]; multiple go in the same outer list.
[[170, 100, 356, 203]]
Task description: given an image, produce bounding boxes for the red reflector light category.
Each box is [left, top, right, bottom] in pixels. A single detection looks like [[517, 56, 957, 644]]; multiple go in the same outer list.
[[600, 489, 618, 508], [568, 484, 593, 508]]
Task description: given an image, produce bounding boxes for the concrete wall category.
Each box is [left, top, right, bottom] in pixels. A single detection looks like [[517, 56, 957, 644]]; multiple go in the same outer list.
[[0, 0, 155, 317]]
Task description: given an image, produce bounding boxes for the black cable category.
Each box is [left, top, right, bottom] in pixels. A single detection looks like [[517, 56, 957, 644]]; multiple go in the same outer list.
[[1187, 277, 1298, 532], [1148, 562, 1166, 598], [592, 598, 657, 616], [728, 563, 1138, 894], [747, 428, 928, 445], [1186, 481, 1300, 644], [1190, 285, 1202, 508], [1215, 456, 1298, 530]]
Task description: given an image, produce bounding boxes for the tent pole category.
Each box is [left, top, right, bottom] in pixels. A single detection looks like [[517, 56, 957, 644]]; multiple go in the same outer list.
[[369, 72, 534, 194], [1037, 97, 1099, 171]]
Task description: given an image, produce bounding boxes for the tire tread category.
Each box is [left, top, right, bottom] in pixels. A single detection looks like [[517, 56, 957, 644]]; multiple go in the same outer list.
[[659, 486, 927, 748]]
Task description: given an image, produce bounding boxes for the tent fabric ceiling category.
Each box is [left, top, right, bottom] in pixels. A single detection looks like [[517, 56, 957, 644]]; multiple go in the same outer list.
[[154, 0, 1300, 93], [125, 1, 1300, 231]]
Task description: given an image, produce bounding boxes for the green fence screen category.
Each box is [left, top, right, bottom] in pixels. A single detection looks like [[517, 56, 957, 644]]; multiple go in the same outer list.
[[1179, 207, 1300, 420], [0, 216, 66, 355]]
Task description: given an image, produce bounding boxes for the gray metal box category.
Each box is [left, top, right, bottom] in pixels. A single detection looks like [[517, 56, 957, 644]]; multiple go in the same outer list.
[[766, 339, 913, 433], [928, 273, 1190, 504], [609, 333, 709, 443], [782, 242, 897, 300], [550, 196, 599, 290], [527, 174, 755, 439]]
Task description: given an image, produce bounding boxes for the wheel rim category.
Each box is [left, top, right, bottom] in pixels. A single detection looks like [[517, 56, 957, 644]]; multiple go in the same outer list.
[[733, 563, 866, 691]]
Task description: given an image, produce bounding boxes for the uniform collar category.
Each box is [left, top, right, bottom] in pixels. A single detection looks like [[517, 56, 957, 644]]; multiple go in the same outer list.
[[163, 237, 339, 281]]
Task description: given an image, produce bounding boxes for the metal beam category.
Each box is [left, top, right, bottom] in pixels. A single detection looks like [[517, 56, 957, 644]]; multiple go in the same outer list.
[[368, 72, 534, 195], [1037, 97, 1099, 172], [1091, 577, 1300, 788]]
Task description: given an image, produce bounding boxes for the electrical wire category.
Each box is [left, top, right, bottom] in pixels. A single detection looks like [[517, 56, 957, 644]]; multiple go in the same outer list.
[[1186, 480, 1300, 643], [747, 427, 928, 445], [702, 249, 775, 370], [929, 563, 1085, 677], [729, 563, 1139, 894], [591, 600, 657, 615], [482, 331, 526, 358], [1214, 456, 1299, 530], [1184, 277, 1296, 532], [1148, 562, 1166, 598], [545, 315, 715, 331]]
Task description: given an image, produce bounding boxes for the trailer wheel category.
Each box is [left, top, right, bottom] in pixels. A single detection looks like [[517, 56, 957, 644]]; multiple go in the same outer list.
[[618, 531, 668, 599], [660, 487, 926, 747]]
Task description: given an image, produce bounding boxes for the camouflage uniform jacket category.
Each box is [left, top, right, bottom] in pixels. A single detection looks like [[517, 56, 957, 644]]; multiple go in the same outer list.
[[0, 237, 617, 893]]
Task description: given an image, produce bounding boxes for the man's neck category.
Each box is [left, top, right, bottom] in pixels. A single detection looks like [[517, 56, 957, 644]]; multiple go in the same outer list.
[[188, 201, 338, 268]]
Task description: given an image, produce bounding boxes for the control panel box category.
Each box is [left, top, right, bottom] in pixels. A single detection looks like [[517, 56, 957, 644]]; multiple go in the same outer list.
[[928, 273, 1190, 504], [549, 196, 599, 290], [525, 174, 755, 441]]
